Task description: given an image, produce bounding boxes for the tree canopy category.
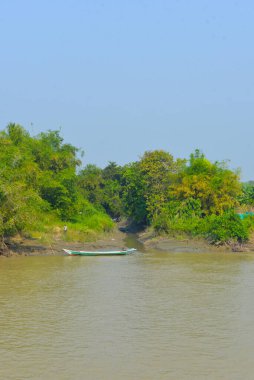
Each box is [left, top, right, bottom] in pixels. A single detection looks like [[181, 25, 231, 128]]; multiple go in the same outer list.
[[0, 123, 253, 247]]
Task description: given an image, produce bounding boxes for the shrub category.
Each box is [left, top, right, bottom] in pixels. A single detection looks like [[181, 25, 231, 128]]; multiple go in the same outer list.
[[205, 212, 250, 244], [153, 209, 254, 245]]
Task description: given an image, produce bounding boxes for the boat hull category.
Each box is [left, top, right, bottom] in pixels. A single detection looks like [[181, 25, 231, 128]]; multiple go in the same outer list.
[[63, 248, 136, 256]]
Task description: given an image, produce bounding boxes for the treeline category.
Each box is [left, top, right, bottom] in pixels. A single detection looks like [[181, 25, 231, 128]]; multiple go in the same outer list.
[[0, 124, 113, 249], [81, 149, 254, 244], [0, 123, 254, 248]]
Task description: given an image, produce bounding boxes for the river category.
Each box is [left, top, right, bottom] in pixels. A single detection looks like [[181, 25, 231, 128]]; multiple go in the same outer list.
[[1, 245, 254, 379]]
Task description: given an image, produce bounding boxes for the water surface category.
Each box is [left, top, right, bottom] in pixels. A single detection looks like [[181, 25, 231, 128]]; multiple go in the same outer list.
[[1, 249, 254, 379]]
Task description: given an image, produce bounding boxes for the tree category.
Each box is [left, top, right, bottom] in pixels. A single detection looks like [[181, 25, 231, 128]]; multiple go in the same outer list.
[[171, 150, 241, 216], [239, 182, 254, 206], [77, 164, 103, 204], [100, 162, 124, 218], [139, 150, 185, 221], [122, 162, 147, 224], [102, 161, 123, 182]]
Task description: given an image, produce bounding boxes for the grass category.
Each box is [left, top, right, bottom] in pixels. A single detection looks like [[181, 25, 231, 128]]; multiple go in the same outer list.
[[21, 208, 114, 244]]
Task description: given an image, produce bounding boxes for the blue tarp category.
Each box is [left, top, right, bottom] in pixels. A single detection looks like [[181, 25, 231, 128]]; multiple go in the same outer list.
[[237, 212, 254, 220]]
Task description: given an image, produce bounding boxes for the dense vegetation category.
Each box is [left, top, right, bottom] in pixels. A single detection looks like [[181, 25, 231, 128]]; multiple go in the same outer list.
[[0, 123, 254, 252], [0, 124, 114, 251]]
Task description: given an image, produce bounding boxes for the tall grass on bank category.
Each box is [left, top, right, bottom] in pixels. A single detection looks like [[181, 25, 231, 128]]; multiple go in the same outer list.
[[22, 208, 114, 244]]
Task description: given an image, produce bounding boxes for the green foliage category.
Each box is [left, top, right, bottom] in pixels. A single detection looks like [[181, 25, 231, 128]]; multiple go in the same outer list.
[[100, 162, 124, 217], [149, 150, 248, 244], [0, 123, 250, 247], [6, 123, 30, 145], [77, 162, 125, 218], [205, 213, 250, 244], [101, 179, 123, 218], [239, 182, 254, 206], [139, 150, 185, 220], [102, 161, 123, 182], [153, 211, 252, 245], [121, 162, 147, 224], [153, 214, 202, 236], [171, 149, 241, 216], [77, 164, 103, 204], [0, 179, 48, 237], [0, 123, 113, 243]]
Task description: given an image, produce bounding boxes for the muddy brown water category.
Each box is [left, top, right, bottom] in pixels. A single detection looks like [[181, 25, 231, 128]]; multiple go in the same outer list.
[[1, 244, 254, 379]]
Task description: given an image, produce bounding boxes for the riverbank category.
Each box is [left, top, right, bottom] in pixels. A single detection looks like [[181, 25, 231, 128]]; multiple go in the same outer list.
[[138, 228, 254, 253], [0, 228, 128, 257], [2, 226, 254, 257]]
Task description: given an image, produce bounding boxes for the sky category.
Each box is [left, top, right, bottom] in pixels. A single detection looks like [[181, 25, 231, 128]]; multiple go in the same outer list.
[[0, 0, 253, 180]]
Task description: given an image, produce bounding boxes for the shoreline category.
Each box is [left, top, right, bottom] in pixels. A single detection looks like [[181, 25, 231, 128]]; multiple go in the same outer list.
[[1, 229, 128, 257], [2, 227, 254, 257], [138, 228, 254, 253]]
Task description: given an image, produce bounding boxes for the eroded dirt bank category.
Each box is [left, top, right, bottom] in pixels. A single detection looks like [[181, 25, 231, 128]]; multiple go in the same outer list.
[[137, 229, 254, 253]]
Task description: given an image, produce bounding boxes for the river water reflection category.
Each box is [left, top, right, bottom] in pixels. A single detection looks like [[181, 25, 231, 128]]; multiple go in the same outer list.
[[1, 248, 254, 379]]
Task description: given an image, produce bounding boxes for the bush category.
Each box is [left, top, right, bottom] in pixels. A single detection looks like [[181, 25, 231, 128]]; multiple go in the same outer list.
[[153, 213, 202, 237], [152, 209, 254, 245], [205, 212, 250, 244]]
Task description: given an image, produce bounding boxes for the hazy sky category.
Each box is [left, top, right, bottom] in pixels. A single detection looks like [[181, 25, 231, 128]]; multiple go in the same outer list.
[[1, 1, 253, 180]]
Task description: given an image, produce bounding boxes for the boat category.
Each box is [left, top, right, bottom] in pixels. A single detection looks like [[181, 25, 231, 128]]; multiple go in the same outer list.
[[63, 248, 136, 256]]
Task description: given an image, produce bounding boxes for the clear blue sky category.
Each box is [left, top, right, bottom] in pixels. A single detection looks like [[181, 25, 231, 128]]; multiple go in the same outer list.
[[1, 0, 253, 180]]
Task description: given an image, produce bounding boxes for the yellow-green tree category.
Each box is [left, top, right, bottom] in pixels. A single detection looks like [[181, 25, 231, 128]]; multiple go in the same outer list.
[[139, 150, 185, 221], [171, 150, 241, 216]]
